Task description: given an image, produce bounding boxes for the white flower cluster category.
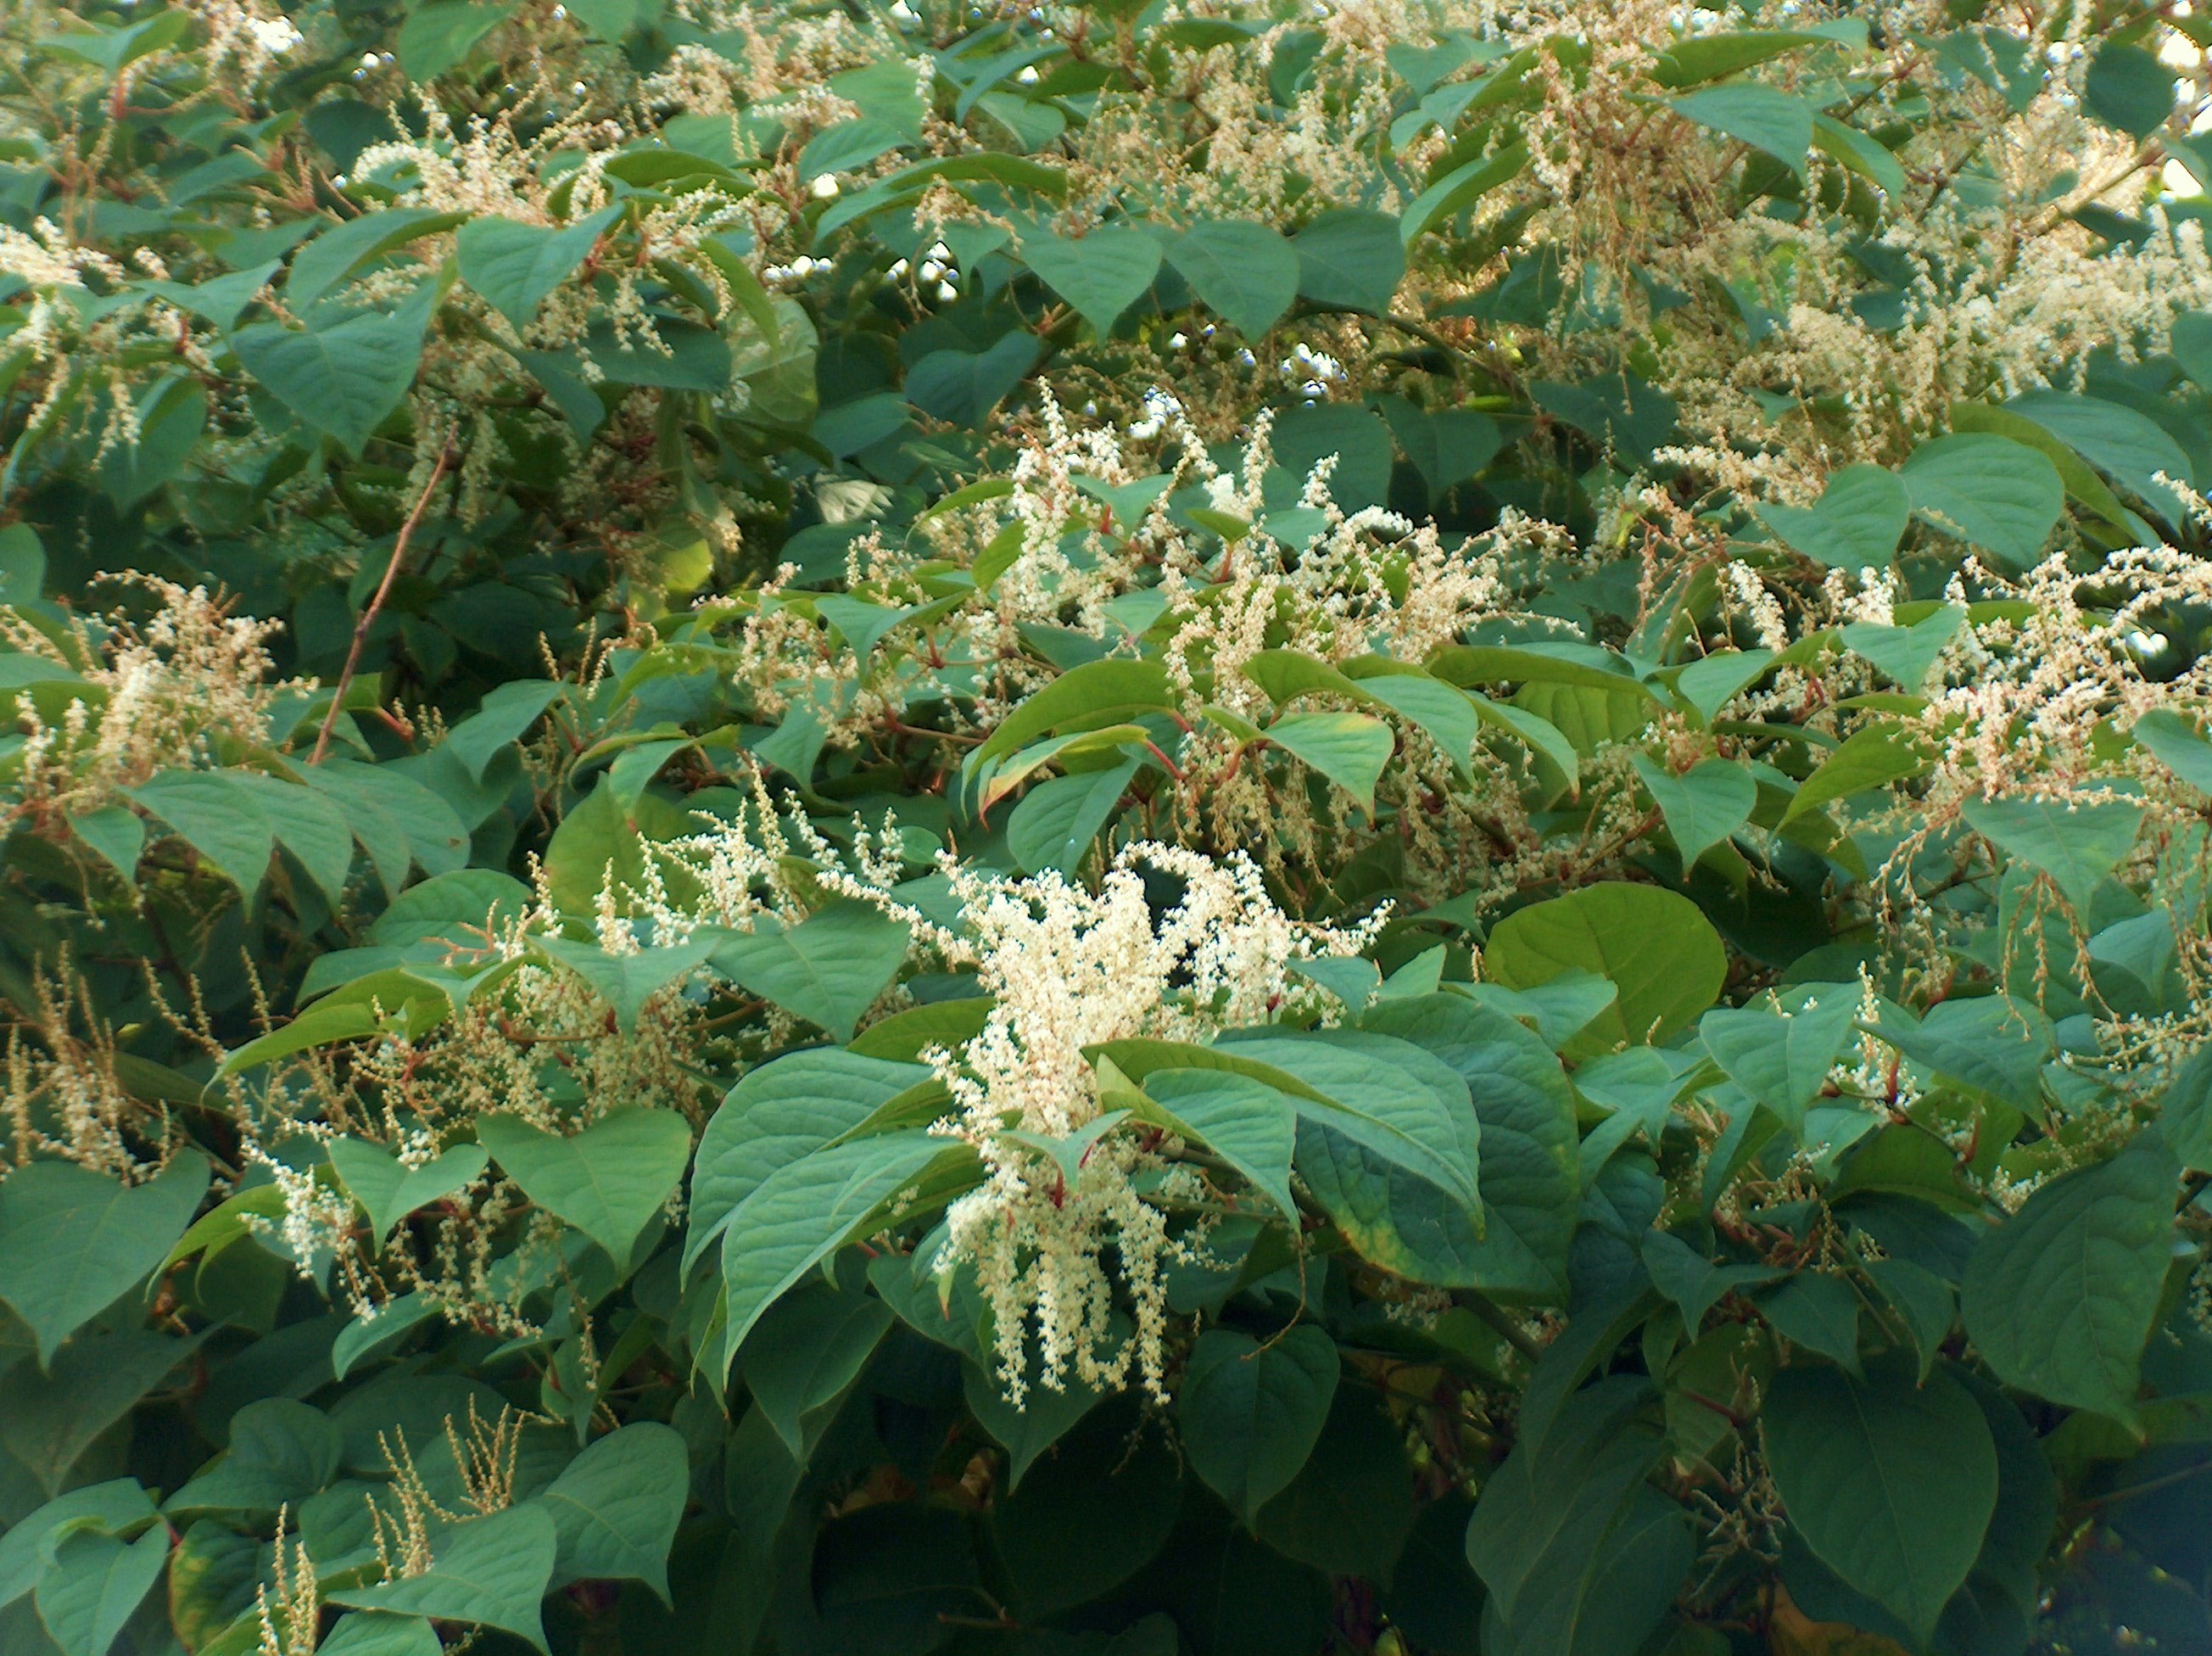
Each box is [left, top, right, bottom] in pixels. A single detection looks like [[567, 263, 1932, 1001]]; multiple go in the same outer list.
[[885, 843, 1380, 1403]]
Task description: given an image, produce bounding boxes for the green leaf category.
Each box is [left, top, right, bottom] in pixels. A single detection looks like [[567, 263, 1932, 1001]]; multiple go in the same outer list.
[[327, 1504, 557, 1653], [1762, 1362, 1998, 1646], [1485, 884, 1726, 1051], [715, 1132, 962, 1379], [326, 1140, 489, 1243], [232, 293, 435, 456], [1871, 995, 2053, 1115], [740, 1285, 893, 1457], [318, 1615, 443, 1656], [2005, 390, 2193, 519], [1669, 85, 1814, 176], [535, 934, 719, 1033], [32, 1527, 170, 1656], [1020, 227, 1162, 335], [1252, 1389, 1415, 1582], [1126, 1067, 1298, 1222], [1179, 1327, 1339, 1522], [1168, 221, 1301, 338], [1357, 996, 1580, 1299], [1757, 465, 1908, 570], [1641, 1230, 1785, 1327], [1651, 27, 1862, 87], [1961, 795, 2143, 913], [1213, 1031, 1480, 1211], [1290, 210, 1406, 314], [2133, 708, 2212, 794], [708, 901, 912, 1041], [1466, 1377, 1690, 1653], [1008, 759, 1140, 874], [1264, 710, 1395, 814], [536, 1421, 689, 1600], [1811, 115, 1905, 194], [2084, 41, 2176, 139], [685, 1049, 932, 1274], [1698, 999, 1857, 1133], [0, 1155, 208, 1364], [0, 1484, 158, 1611], [904, 333, 1042, 427], [395, 2, 513, 78], [0, 1331, 204, 1497], [126, 771, 274, 894], [457, 207, 623, 331], [1840, 605, 1964, 691], [478, 1109, 693, 1265], [973, 659, 1177, 765], [1630, 756, 1755, 867], [1780, 726, 1926, 824], [287, 210, 463, 310], [1902, 434, 2064, 570], [1755, 1273, 1861, 1373], [165, 1398, 342, 1516], [1960, 1131, 2179, 1428]]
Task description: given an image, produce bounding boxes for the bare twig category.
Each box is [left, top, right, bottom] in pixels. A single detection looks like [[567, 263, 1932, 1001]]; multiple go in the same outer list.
[[310, 442, 454, 764]]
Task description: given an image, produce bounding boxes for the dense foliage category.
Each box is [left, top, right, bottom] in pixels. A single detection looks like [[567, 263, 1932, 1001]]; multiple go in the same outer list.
[[5, 0, 2212, 1652]]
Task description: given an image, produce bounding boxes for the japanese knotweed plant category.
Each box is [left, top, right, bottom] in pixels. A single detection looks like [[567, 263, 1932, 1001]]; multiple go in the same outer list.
[[7, 1, 2212, 1654]]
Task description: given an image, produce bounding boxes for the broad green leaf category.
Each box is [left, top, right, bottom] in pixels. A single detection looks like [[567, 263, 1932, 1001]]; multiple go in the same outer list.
[[327, 1504, 557, 1653], [1755, 1273, 1861, 1373], [319, 1615, 443, 1656], [1264, 710, 1396, 814], [1762, 1362, 1997, 1646], [536, 1421, 689, 1599], [535, 934, 719, 1033], [1960, 1131, 2179, 1428], [1251, 1390, 1416, 1582], [715, 1132, 962, 1379], [1811, 115, 1905, 194], [457, 206, 623, 331], [1179, 1327, 1339, 1521], [2133, 708, 2212, 793], [1651, 26, 1863, 87], [964, 1345, 1113, 1493], [708, 901, 913, 1041], [0, 1330, 205, 1497], [684, 1049, 932, 1274], [1902, 434, 2064, 570], [285, 209, 464, 310], [1868, 995, 2053, 1115], [1399, 138, 1529, 243], [1757, 465, 1908, 571], [230, 774, 356, 909], [126, 771, 273, 894], [0, 1154, 209, 1363], [326, 1140, 490, 1243], [973, 658, 1176, 764], [1669, 85, 1814, 175], [1008, 759, 1140, 874], [1215, 1031, 1480, 1211], [904, 333, 1041, 426], [394, 3, 512, 78], [2163, 1045, 2212, 1175], [442, 682, 568, 782], [2004, 391, 2192, 519], [1780, 726, 1926, 824], [1127, 1068, 1298, 1222], [231, 287, 436, 456], [740, 1285, 893, 1457], [1961, 795, 2143, 913], [1640, 1229, 1785, 1327], [1355, 995, 1579, 1299], [165, 1398, 341, 1516], [2084, 39, 2177, 138], [1841, 605, 1964, 691], [0, 1484, 158, 1609], [478, 1109, 692, 1265], [1485, 884, 1726, 1051], [1466, 1378, 1690, 1653], [1630, 755, 1755, 867], [1291, 210, 1405, 314], [1168, 221, 1301, 337], [33, 1527, 170, 1656], [1020, 227, 1162, 334], [1350, 669, 1483, 779], [1698, 999, 1857, 1133]]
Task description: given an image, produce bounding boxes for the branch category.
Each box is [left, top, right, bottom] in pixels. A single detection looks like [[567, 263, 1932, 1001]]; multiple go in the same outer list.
[[310, 443, 454, 764]]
